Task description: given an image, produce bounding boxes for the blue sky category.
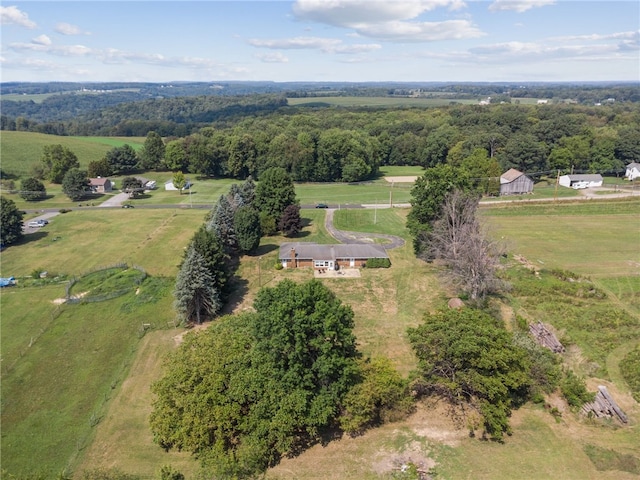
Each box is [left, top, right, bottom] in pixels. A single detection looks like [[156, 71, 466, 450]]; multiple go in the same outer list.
[[1, 1, 638, 83]]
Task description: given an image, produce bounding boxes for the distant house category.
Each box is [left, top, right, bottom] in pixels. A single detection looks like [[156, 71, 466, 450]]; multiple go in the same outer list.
[[558, 174, 603, 189], [89, 177, 112, 193], [135, 176, 157, 190], [537, 99, 549, 104], [625, 163, 640, 181], [500, 168, 534, 195], [279, 242, 388, 270]]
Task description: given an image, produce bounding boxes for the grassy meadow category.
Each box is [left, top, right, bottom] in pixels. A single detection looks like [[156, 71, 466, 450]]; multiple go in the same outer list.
[[1, 131, 638, 479], [0, 131, 145, 178]]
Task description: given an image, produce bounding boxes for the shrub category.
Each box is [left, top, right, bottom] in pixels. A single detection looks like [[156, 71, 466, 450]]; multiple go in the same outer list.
[[560, 369, 594, 408], [365, 257, 391, 268], [620, 347, 640, 402]]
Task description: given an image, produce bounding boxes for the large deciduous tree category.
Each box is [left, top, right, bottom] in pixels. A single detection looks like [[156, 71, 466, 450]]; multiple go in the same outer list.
[[40, 144, 80, 183], [173, 245, 221, 325], [151, 279, 362, 478], [62, 168, 90, 201], [0, 196, 24, 246], [233, 206, 261, 253], [278, 204, 302, 237], [254, 167, 297, 228], [20, 177, 46, 201], [408, 308, 531, 441]]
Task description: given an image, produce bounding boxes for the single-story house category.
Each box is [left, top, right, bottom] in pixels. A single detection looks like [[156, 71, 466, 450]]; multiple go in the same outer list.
[[558, 174, 603, 188], [89, 177, 112, 193], [624, 162, 640, 181], [135, 176, 157, 190], [279, 242, 389, 270], [500, 168, 534, 195], [164, 179, 192, 191]]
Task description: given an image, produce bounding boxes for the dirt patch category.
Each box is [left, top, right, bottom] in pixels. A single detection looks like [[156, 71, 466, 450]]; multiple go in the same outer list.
[[385, 176, 418, 183], [372, 440, 435, 478], [173, 322, 209, 346], [52, 291, 89, 305]]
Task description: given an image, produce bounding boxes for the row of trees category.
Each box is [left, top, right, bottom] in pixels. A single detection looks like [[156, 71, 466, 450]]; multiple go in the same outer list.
[[173, 167, 301, 325], [131, 103, 639, 183]]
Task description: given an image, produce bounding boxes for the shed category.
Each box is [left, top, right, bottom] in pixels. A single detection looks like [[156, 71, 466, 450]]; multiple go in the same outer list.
[[500, 168, 534, 195], [558, 174, 603, 188], [279, 242, 388, 270]]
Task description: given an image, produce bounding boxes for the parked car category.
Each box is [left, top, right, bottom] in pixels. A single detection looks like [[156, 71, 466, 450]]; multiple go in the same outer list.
[[27, 220, 47, 227], [121, 204, 135, 208], [572, 182, 589, 189], [315, 203, 329, 208]]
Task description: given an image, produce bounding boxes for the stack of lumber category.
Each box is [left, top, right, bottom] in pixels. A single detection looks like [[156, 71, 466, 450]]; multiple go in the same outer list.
[[581, 386, 628, 424], [529, 321, 565, 353]]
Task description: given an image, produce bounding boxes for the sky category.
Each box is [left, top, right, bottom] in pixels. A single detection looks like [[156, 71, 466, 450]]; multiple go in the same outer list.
[[1, 1, 639, 83]]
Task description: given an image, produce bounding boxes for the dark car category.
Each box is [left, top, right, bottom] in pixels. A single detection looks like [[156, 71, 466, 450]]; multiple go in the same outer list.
[[315, 203, 328, 208], [121, 204, 135, 208]]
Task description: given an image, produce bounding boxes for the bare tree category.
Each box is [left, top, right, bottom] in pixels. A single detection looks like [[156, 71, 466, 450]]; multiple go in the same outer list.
[[430, 190, 504, 302]]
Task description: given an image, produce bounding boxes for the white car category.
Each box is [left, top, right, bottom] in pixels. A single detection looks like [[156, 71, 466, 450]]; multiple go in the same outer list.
[[27, 220, 47, 228], [572, 182, 588, 189]]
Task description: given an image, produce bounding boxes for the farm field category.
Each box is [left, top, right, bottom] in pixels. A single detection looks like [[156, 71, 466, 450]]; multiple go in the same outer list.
[[0, 131, 145, 178]]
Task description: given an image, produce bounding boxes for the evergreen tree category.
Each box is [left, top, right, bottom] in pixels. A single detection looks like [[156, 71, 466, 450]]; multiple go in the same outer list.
[[187, 225, 230, 297], [0, 196, 24, 246], [138, 131, 165, 170], [174, 245, 221, 325], [207, 195, 237, 252]]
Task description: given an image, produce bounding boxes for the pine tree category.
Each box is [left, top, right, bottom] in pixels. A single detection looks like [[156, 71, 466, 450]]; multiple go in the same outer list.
[[207, 195, 237, 252], [174, 246, 221, 325]]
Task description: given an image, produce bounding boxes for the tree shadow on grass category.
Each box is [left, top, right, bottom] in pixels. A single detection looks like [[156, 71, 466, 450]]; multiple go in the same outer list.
[[220, 277, 249, 315], [16, 230, 48, 246]]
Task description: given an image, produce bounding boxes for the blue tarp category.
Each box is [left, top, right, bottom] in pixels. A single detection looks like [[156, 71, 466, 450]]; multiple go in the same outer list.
[[0, 277, 15, 287]]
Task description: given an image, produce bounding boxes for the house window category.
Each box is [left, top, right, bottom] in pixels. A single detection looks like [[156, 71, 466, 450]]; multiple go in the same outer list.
[[314, 260, 331, 268]]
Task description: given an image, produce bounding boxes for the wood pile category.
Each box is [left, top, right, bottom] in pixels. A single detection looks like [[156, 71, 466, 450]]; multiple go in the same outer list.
[[529, 321, 565, 353], [581, 386, 628, 424]]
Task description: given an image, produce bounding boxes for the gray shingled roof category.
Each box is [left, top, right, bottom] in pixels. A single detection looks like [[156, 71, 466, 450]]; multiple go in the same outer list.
[[566, 174, 603, 182], [279, 242, 388, 261]]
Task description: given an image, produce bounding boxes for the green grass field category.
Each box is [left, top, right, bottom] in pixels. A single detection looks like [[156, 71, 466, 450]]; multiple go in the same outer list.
[[1, 172, 639, 478], [0, 131, 145, 178]]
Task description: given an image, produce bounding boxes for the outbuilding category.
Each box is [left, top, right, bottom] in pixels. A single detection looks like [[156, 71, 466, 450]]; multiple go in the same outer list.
[[500, 168, 534, 195], [558, 174, 603, 188], [89, 177, 112, 193]]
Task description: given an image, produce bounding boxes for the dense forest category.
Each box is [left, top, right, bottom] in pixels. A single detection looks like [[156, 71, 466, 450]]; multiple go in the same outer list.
[[2, 82, 639, 183]]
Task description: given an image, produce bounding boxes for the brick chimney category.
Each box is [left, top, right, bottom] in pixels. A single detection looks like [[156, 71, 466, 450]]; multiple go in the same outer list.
[[290, 247, 296, 268]]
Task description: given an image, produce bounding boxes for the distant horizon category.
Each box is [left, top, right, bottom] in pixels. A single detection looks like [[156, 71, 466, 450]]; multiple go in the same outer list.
[[2, 1, 638, 83]]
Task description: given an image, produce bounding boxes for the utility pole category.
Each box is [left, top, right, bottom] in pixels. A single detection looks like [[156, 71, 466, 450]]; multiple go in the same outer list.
[[554, 170, 560, 202]]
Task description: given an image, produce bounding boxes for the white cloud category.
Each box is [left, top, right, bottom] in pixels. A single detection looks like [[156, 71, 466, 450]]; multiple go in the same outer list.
[[488, 0, 555, 13], [292, 0, 481, 42], [9, 41, 92, 56], [55, 22, 89, 36], [255, 52, 289, 63], [32, 34, 52, 46], [1, 5, 36, 28], [249, 36, 381, 54], [355, 19, 483, 42], [293, 0, 465, 26]]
